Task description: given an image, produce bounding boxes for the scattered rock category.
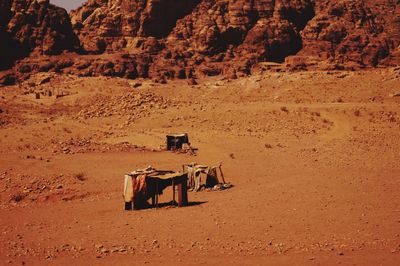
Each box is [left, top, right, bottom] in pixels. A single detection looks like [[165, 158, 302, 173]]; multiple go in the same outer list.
[[94, 244, 103, 249], [75, 91, 170, 121], [131, 82, 142, 88], [100, 248, 109, 254]]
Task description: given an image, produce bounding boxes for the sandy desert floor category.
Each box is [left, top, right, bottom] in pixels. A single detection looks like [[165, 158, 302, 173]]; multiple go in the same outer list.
[[0, 67, 400, 265]]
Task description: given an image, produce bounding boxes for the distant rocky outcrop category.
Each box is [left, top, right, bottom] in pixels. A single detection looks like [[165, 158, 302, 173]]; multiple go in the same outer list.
[[0, 0, 18, 70], [149, 0, 317, 78], [69, 0, 399, 80], [70, 0, 201, 53], [0, 0, 79, 70], [1, 0, 399, 85], [297, 0, 400, 68]]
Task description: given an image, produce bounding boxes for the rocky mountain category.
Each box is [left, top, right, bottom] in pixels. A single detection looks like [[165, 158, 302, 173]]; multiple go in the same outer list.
[[149, 0, 317, 78], [1, 0, 399, 84], [70, 0, 399, 76], [70, 0, 201, 53], [0, 0, 79, 70], [298, 0, 400, 67]]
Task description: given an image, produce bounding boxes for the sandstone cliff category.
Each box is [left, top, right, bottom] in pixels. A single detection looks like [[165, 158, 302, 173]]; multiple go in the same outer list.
[[298, 0, 400, 67], [1, 0, 399, 84], [149, 0, 316, 78], [0, 0, 79, 70], [70, 0, 400, 80], [70, 0, 201, 53]]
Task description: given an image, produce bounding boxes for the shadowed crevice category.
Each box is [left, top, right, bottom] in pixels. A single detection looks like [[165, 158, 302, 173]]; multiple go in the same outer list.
[[140, 0, 202, 38]]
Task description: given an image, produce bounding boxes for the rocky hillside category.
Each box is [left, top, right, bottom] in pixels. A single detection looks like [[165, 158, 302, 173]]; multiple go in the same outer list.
[[0, 0, 79, 70], [70, 0, 201, 53], [1, 0, 399, 84], [298, 0, 400, 67]]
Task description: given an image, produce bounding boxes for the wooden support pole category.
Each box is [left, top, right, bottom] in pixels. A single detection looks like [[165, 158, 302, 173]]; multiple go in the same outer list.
[[219, 165, 226, 184], [124, 201, 132, 211], [155, 180, 159, 208], [172, 177, 175, 206], [177, 174, 188, 207]]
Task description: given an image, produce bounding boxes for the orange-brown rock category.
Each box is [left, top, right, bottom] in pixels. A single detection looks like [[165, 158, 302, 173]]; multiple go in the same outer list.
[[297, 0, 400, 67], [8, 0, 79, 55], [1, 0, 399, 85], [149, 0, 316, 78], [70, 0, 201, 53], [0, 0, 81, 82], [0, 0, 79, 70]]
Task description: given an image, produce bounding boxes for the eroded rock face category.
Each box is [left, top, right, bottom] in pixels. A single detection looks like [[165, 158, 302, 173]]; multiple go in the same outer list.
[[0, 0, 13, 26], [1, 0, 399, 85], [71, 0, 201, 53], [297, 0, 400, 67], [149, 0, 316, 78], [0, 0, 79, 70], [7, 0, 80, 55], [0, 0, 16, 70], [0, 28, 24, 70]]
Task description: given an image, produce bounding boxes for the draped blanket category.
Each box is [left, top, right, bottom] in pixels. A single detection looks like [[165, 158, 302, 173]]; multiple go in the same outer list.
[[186, 164, 219, 191]]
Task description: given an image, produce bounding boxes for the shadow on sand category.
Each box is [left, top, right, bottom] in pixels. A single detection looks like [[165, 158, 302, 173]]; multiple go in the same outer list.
[[125, 201, 207, 211]]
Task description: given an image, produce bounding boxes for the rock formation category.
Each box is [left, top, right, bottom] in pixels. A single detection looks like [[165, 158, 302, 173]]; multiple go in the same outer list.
[[0, 0, 18, 70], [0, 0, 79, 70], [297, 0, 400, 68], [69, 0, 399, 80], [149, 0, 316, 78], [1, 0, 399, 85], [70, 0, 201, 53]]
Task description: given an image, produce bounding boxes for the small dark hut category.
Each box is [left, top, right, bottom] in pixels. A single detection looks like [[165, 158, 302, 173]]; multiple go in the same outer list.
[[166, 133, 189, 151]]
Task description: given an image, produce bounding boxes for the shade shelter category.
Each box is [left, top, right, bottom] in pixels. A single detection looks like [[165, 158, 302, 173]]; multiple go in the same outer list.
[[183, 163, 227, 191], [166, 133, 190, 151], [124, 167, 188, 210]]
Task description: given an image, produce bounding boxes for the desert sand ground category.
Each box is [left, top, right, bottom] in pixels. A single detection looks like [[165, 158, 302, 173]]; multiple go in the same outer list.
[[0, 68, 399, 265]]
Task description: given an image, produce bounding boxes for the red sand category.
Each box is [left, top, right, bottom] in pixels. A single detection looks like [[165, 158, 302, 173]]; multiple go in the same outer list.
[[0, 68, 399, 265]]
